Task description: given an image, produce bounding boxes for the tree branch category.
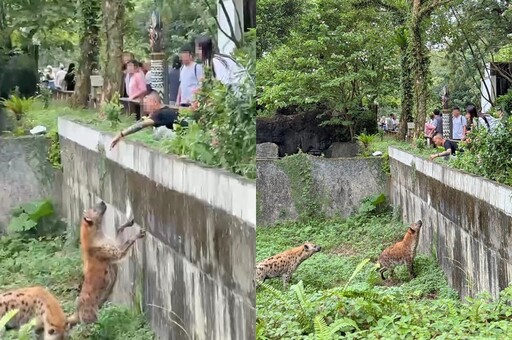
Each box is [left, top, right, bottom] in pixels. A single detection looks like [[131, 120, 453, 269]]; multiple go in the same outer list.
[[203, 0, 240, 48]]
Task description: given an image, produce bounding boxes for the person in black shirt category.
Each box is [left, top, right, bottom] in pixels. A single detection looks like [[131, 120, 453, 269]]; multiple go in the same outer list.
[[64, 63, 76, 91], [429, 134, 458, 161], [110, 91, 185, 149]]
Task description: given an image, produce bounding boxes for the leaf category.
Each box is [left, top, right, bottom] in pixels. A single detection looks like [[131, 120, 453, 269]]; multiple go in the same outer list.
[[343, 258, 370, 291], [7, 213, 36, 233], [21, 200, 54, 222], [0, 309, 18, 329]]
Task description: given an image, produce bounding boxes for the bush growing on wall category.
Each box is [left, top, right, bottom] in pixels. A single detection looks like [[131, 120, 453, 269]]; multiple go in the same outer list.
[[450, 116, 512, 186]]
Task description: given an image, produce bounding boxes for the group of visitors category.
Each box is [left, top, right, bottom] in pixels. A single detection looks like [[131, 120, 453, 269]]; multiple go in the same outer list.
[[426, 104, 503, 161], [111, 36, 244, 149], [41, 63, 76, 91], [379, 114, 399, 132]]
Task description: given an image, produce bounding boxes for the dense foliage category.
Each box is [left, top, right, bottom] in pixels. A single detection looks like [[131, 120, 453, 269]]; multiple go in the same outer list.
[[450, 116, 512, 186], [256, 0, 306, 58], [257, 0, 398, 138]]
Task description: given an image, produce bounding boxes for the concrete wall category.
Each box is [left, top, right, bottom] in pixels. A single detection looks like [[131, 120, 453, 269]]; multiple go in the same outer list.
[[58, 118, 256, 340], [389, 147, 512, 300], [0, 135, 61, 232], [257, 156, 388, 226]]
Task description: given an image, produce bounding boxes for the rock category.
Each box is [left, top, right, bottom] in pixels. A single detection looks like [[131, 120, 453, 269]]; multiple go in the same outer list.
[[30, 125, 47, 135], [325, 142, 359, 158], [372, 151, 383, 157], [257, 142, 279, 158], [153, 126, 176, 140]]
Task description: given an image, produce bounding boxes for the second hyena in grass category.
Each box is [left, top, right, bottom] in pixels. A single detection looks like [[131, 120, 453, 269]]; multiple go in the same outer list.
[[255, 242, 322, 289], [378, 220, 422, 280]]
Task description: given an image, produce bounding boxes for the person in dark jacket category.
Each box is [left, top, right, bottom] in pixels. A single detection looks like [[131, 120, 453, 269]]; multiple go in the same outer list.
[[63, 63, 76, 91], [168, 55, 181, 105]]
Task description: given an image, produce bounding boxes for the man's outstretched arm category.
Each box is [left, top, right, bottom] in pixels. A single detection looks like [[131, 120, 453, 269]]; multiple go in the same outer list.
[[110, 119, 154, 149]]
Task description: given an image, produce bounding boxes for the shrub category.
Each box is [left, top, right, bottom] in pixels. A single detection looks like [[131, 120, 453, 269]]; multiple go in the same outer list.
[[450, 116, 512, 186], [7, 199, 65, 237], [0, 94, 36, 121], [356, 133, 377, 156], [101, 92, 123, 128]]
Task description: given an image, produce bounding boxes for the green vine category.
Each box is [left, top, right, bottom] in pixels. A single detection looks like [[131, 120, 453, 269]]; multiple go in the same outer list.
[[97, 142, 107, 189], [381, 151, 390, 176], [277, 151, 321, 221], [46, 131, 62, 169]]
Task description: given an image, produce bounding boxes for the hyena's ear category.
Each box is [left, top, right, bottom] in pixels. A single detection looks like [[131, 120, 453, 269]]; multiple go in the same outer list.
[[304, 244, 310, 250]]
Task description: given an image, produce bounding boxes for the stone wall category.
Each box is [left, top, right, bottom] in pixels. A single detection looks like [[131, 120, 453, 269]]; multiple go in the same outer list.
[[389, 147, 512, 300], [58, 118, 256, 340], [257, 155, 388, 226], [0, 135, 61, 232]]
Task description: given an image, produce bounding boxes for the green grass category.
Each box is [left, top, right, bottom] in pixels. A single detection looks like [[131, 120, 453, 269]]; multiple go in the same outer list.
[[255, 213, 512, 339], [256, 213, 455, 296], [0, 232, 155, 339], [363, 134, 451, 165]]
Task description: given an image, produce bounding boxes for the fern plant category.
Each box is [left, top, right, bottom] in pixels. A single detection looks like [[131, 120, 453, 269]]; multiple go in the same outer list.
[[356, 133, 377, 156], [0, 95, 36, 121]]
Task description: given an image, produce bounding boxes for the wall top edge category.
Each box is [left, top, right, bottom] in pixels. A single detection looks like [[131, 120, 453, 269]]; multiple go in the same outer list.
[[57, 117, 255, 187], [388, 146, 512, 196]]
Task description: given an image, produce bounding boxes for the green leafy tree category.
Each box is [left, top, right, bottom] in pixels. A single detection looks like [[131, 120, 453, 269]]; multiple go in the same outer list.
[[432, 0, 512, 109], [101, 0, 125, 102], [257, 0, 399, 139], [256, 0, 307, 57]]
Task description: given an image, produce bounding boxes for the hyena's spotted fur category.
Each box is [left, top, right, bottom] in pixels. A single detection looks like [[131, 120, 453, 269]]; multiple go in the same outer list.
[[378, 220, 423, 280], [255, 242, 322, 288], [67, 201, 145, 325]]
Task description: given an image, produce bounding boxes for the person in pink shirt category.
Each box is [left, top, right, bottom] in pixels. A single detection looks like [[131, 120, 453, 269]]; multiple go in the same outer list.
[[126, 60, 147, 100]]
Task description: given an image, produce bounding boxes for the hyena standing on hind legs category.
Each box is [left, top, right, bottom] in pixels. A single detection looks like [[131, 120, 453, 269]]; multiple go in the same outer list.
[[68, 201, 146, 325], [378, 220, 423, 280]]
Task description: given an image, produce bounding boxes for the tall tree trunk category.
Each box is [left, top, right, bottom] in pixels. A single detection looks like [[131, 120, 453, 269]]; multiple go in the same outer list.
[[72, 0, 100, 108], [101, 0, 124, 102], [398, 36, 414, 140], [410, 4, 429, 135]]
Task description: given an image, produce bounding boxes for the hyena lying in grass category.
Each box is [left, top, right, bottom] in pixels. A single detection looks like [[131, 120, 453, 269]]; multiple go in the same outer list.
[[378, 220, 422, 280]]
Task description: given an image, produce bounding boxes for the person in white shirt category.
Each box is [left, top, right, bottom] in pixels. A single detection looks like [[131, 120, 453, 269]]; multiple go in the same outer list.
[[176, 45, 204, 107], [195, 36, 248, 87], [451, 107, 467, 140], [54, 64, 66, 89], [142, 60, 152, 84], [477, 111, 499, 133]]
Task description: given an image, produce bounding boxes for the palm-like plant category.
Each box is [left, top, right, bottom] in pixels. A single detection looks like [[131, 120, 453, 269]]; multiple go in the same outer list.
[[0, 95, 36, 121]]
